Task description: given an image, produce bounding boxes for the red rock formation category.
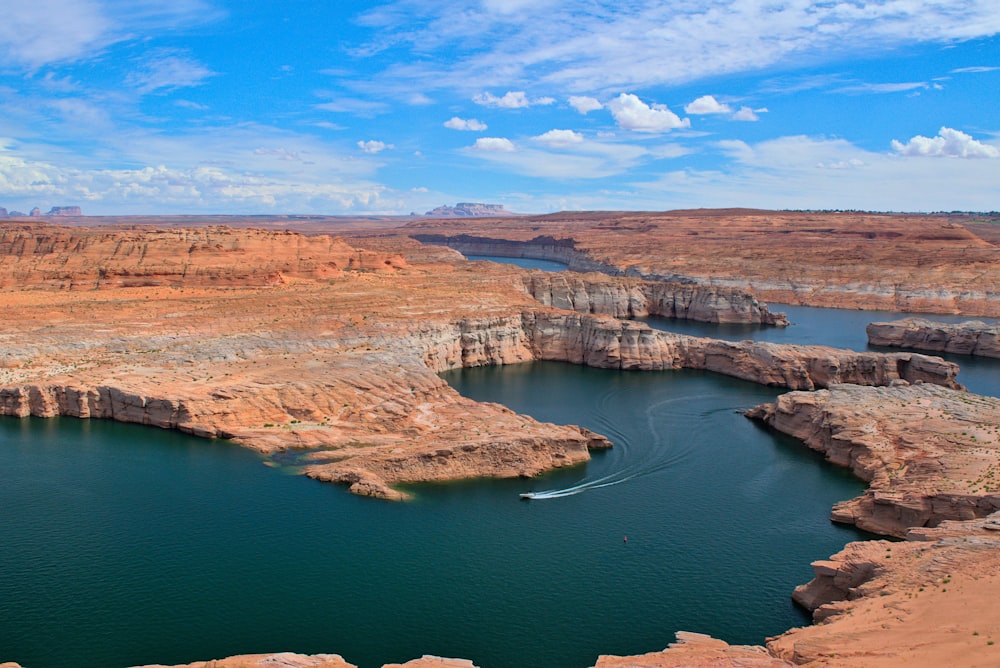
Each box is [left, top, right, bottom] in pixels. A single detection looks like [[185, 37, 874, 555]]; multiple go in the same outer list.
[[747, 383, 1000, 537], [868, 317, 1000, 358]]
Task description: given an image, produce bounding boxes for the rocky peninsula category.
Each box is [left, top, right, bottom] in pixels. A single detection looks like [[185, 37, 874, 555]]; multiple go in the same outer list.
[[4, 213, 1000, 667], [868, 317, 1000, 358]]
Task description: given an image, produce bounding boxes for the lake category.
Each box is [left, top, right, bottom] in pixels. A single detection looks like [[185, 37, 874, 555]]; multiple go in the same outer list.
[[3, 257, 996, 667]]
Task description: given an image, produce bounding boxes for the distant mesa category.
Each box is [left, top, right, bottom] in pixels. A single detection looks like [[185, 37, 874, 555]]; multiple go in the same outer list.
[[0, 205, 82, 217], [47, 206, 83, 216], [424, 202, 514, 218]]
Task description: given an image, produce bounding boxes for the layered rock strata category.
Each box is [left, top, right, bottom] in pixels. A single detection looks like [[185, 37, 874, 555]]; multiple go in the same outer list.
[[137, 654, 476, 668], [747, 383, 1000, 537], [521, 273, 788, 325], [0, 224, 406, 290], [868, 317, 1000, 358]]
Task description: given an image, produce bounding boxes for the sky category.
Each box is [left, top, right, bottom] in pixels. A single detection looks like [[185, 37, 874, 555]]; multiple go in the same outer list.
[[0, 1, 998, 216]]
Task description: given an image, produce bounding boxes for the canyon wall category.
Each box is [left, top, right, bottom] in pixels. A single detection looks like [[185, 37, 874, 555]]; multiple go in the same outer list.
[[416, 312, 960, 390], [868, 317, 1000, 358], [520, 273, 788, 325]]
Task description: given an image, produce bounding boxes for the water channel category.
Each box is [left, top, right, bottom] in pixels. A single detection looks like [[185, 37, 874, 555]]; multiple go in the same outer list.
[[2, 256, 997, 668]]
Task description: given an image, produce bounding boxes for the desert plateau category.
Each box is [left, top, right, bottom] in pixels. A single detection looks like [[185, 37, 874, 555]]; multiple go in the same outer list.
[[2, 210, 1000, 667]]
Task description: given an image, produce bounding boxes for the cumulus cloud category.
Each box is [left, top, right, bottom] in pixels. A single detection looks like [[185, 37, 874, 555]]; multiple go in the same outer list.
[[607, 93, 689, 133], [532, 129, 584, 147], [891, 127, 1000, 158], [568, 95, 603, 114], [472, 137, 516, 151], [473, 90, 554, 108], [444, 116, 487, 131], [732, 106, 764, 121], [684, 95, 731, 115], [357, 140, 394, 154]]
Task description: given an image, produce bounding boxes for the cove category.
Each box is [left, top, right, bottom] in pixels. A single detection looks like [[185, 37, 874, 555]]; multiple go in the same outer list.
[[1, 365, 868, 668]]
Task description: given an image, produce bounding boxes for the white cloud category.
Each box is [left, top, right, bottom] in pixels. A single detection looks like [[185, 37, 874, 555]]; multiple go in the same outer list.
[[607, 93, 689, 133], [464, 136, 649, 179], [533, 129, 584, 148], [950, 66, 1000, 74], [732, 106, 762, 121], [632, 134, 1000, 211], [835, 82, 929, 95], [568, 95, 603, 114], [473, 90, 554, 108], [891, 127, 1000, 158], [357, 140, 393, 154], [684, 95, 731, 115], [472, 137, 516, 152], [0, 0, 221, 70], [0, 148, 390, 214], [125, 50, 215, 93], [353, 2, 1000, 96], [444, 116, 487, 131]]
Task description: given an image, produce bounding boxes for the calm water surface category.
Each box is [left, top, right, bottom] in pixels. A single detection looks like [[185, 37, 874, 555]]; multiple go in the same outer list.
[[4, 256, 994, 667], [465, 254, 569, 272]]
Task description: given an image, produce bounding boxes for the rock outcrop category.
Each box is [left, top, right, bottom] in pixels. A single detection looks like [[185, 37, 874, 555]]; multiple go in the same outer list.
[[747, 383, 1000, 537], [868, 317, 1000, 358], [521, 272, 788, 325], [594, 632, 792, 667], [767, 513, 1000, 667], [417, 312, 960, 389], [135, 653, 480, 668], [46, 206, 83, 216], [423, 203, 512, 217]]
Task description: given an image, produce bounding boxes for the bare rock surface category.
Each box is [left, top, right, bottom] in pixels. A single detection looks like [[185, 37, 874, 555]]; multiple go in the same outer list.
[[747, 383, 1000, 537], [521, 272, 788, 324], [138, 653, 355, 667], [767, 513, 1000, 667], [868, 317, 1000, 358], [594, 632, 792, 666]]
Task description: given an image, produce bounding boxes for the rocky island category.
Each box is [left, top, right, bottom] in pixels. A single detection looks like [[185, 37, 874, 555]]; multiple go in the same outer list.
[[4, 210, 1000, 667]]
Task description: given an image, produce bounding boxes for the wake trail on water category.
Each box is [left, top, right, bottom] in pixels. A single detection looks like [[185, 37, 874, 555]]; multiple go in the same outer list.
[[521, 393, 718, 500]]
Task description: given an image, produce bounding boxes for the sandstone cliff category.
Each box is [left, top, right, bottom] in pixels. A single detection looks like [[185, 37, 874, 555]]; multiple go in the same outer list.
[[747, 383, 1000, 537], [868, 317, 1000, 358], [521, 272, 788, 325], [416, 312, 959, 390]]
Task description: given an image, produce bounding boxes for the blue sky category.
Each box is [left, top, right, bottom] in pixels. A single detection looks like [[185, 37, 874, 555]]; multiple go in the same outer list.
[[1, 0, 998, 215]]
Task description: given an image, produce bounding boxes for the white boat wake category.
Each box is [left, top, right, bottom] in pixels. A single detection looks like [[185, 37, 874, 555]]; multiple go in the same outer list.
[[520, 392, 718, 500]]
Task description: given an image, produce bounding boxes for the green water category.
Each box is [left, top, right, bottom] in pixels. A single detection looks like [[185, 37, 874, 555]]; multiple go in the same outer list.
[[1, 364, 868, 668]]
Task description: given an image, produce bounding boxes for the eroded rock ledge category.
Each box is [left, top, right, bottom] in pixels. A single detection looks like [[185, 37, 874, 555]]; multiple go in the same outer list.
[[521, 273, 788, 325], [868, 317, 1000, 358], [747, 383, 1000, 538]]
